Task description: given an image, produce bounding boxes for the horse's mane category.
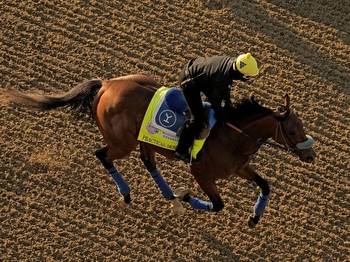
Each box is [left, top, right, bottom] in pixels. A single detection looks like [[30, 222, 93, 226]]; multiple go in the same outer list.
[[225, 97, 273, 124]]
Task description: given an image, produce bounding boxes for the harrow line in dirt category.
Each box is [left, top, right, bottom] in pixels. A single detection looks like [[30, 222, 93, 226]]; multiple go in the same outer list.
[[1, 196, 133, 257], [1, 41, 169, 88], [213, 2, 350, 86], [186, 1, 350, 87], [2, 5, 139, 65], [0, 49, 82, 86], [46, 2, 183, 61], [5, 1, 182, 74], [0, 38, 90, 76], [250, 160, 347, 200], [265, 0, 350, 31], [96, 1, 278, 60], [272, 181, 348, 217], [38, 5, 201, 75], [264, 211, 348, 257], [1, 0, 349, 260], [257, 0, 350, 61], [309, 112, 350, 130], [282, 151, 348, 176]]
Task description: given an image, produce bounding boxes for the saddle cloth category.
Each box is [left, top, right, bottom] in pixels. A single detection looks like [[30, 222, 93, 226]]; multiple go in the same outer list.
[[137, 86, 216, 159]]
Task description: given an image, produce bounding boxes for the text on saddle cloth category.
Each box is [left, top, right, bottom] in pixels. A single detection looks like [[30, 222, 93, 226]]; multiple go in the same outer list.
[[137, 87, 216, 158]]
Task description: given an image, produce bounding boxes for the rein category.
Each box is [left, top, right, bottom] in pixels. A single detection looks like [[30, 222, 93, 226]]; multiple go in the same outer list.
[[226, 118, 296, 154], [226, 113, 314, 155], [225, 122, 265, 154]]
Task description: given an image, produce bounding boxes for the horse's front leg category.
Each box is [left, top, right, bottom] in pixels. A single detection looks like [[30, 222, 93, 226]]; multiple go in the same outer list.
[[176, 173, 224, 212], [237, 165, 270, 227]]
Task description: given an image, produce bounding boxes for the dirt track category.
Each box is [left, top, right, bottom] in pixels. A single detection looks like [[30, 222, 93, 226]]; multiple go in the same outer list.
[[1, 1, 349, 261]]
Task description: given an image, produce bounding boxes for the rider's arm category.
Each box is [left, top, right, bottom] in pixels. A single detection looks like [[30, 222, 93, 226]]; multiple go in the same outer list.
[[208, 85, 228, 120], [223, 85, 233, 108]]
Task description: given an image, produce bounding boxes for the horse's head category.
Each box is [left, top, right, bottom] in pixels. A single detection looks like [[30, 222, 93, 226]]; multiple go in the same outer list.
[[272, 94, 316, 163]]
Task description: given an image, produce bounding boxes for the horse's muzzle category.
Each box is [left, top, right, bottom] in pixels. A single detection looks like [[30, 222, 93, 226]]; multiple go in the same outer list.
[[294, 135, 316, 163]]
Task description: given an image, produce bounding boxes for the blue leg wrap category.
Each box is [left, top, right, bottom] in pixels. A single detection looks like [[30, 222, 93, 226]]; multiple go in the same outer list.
[[187, 196, 213, 211], [150, 169, 174, 200], [254, 193, 269, 217], [108, 168, 130, 197]]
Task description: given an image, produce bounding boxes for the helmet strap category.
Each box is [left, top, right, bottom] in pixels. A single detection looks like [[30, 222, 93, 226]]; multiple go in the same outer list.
[[232, 60, 237, 71], [232, 66, 246, 80]]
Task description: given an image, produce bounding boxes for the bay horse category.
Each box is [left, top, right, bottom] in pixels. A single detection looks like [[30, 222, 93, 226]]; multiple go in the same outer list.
[[1, 74, 316, 227]]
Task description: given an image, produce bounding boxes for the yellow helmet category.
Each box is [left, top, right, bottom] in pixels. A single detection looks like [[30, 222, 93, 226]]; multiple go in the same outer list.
[[235, 53, 259, 77]]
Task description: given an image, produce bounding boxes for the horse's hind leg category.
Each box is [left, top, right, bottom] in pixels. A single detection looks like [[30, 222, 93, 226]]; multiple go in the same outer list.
[[95, 146, 131, 205], [140, 144, 185, 214], [140, 144, 174, 200]]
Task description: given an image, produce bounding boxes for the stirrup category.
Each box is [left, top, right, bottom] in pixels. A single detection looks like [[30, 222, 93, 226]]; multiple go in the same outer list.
[[174, 151, 191, 163]]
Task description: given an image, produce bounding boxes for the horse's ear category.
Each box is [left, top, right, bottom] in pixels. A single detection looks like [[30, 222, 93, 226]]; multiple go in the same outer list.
[[284, 93, 290, 109], [250, 92, 260, 105], [284, 93, 291, 116], [275, 94, 291, 118], [249, 92, 255, 102], [275, 106, 288, 119]]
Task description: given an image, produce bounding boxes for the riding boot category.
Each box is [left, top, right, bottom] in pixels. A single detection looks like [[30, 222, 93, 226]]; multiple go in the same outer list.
[[175, 124, 195, 163]]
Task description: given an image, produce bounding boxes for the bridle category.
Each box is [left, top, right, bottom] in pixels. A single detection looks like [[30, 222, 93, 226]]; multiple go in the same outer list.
[[226, 114, 314, 155], [270, 117, 296, 153]]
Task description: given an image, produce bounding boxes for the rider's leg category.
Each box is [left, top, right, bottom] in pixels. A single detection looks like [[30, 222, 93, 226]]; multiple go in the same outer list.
[[175, 84, 204, 161], [175, 122, 196, 162]]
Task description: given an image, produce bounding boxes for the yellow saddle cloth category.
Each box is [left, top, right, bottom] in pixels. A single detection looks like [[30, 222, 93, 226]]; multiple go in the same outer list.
[[137, 86, 215, 159]]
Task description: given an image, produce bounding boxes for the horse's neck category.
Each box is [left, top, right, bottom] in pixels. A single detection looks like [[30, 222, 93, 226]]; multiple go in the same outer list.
[[240, 113, 276, 140]]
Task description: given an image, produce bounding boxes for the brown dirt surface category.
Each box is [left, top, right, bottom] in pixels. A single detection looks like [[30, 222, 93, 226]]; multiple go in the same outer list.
[[1, 0, 349, 261]]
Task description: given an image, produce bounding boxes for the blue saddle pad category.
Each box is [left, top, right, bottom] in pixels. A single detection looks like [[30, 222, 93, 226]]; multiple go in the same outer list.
[[154, 88, 187, 134], [153, 87, 216, 135]]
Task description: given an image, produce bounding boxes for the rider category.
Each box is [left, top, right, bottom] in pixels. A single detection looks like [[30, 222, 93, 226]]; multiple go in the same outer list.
[[175, 53, 260, 162]]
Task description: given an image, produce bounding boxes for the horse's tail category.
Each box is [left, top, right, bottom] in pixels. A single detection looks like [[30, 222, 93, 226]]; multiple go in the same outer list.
[[1, 79, 103, 116]]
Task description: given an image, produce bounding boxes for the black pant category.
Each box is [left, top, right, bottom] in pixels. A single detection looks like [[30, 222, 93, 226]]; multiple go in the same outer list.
[[176, 68, 206, 154], [182, 84, 206, 135]]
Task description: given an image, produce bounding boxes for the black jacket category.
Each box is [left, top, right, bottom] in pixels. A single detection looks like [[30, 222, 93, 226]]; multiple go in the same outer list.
[[185, 55, 234, 110]]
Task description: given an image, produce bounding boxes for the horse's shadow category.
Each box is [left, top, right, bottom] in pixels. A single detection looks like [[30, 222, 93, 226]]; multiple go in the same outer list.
[[201, 231, 240, 261], [262, 0, 350, 45], [203, 0, 349, 94]]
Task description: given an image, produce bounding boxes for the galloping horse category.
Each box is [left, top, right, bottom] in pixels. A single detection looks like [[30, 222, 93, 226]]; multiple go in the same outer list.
[[1, 74, 316, 227]]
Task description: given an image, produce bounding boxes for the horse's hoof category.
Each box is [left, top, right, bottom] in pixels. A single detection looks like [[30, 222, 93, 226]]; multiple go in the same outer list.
[[118, 194, 131, 208], [173, 187, 191, 201], [118, 198, 129, 208], [248, 216, 260, 228], [124, 194, 131, 204], [171, 199, 185, 215]]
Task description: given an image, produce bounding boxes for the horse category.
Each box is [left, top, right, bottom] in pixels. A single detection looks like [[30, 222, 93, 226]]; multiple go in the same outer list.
[[0, 74, 316, 227]]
